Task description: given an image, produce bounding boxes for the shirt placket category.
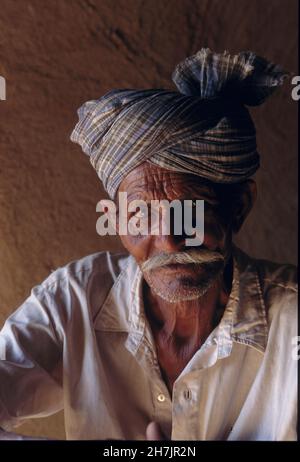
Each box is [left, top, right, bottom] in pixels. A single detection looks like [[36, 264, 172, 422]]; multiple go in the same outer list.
[[124, 259, 237, 441]]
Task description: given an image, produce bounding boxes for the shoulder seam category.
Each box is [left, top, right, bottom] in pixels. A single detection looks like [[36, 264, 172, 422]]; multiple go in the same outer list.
[[263, 278, 298, 293], [39, 251, 128, 290]]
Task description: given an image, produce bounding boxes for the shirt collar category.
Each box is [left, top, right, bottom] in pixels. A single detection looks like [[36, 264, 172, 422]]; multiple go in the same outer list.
[[94, 245, 268, 354]]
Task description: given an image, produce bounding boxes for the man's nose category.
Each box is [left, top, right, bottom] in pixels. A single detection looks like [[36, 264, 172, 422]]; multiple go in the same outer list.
[[152, 213, 190, 253], [152, 232, 186, 253]]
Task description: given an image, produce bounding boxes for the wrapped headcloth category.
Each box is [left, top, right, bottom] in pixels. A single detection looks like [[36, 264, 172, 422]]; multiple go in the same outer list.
[[70, 48, 289, 199]]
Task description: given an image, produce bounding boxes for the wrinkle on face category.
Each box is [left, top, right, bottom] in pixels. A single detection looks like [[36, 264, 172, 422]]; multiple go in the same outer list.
[[122, 165, 220, 204], [117, 161, 236, 304]]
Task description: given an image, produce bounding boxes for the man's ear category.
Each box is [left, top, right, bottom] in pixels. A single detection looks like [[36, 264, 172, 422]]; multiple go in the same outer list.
[[231, 180, 257, 233]]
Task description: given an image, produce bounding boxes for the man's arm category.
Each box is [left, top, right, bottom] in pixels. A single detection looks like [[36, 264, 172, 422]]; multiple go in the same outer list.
[[0, 426, 50, 440], [0, 284, 64, 435]]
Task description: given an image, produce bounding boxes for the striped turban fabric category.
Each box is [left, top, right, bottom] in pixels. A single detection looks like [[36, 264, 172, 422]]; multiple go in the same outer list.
[[70, 48, 289, 199]]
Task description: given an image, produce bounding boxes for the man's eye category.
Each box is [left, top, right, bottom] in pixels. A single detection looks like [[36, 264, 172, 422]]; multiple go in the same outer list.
[[205, 199, 220, 208], [190, 199, 218, 207]]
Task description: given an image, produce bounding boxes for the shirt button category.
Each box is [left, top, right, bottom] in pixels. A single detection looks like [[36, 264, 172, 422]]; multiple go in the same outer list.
[[183, 388, 192, 400], [157, 393, 166, 402]]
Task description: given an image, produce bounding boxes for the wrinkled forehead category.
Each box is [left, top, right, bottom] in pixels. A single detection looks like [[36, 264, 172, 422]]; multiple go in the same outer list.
[[118, 161, 221, 201]]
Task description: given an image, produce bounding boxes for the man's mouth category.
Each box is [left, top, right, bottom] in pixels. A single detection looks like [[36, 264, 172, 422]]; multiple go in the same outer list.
[[157, 262, 205, 273]]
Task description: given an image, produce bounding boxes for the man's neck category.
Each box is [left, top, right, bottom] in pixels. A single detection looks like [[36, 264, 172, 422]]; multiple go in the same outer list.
[[142, 257, 233, 395], [143, 256, 233, 349]]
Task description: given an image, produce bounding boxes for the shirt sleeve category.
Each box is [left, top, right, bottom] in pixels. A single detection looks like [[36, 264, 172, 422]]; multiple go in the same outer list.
[[0, 284, 64, 431]]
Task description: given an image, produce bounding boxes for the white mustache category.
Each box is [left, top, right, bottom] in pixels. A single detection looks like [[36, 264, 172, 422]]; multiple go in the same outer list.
[[141, 248, 225, 272]]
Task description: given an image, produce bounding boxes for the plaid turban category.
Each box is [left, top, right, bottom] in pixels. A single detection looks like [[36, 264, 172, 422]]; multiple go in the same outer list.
[[70, 48, 289, 199]]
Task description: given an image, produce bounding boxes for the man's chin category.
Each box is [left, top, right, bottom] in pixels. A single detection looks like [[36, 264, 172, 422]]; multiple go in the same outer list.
[[145, 276, 216, 303], [155, 262, 205, 274], [149, 285, 211, 303], [146, 267, 215, 289], [142, 262, 223, 303]]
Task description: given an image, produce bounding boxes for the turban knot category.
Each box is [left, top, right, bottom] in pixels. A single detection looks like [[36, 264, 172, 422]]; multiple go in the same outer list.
[[70, 48, 289, 199]]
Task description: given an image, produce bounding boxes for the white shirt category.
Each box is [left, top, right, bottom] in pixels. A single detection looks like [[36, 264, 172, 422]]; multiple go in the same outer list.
[[0, 245, 297, 440]]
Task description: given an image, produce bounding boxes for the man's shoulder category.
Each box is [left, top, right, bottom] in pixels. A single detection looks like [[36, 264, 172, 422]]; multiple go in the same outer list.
[[29, 250, 133, 323], [253, 255, 297, 293], [38, 250, 131, 291], [258, 256, 297, 323], [235, 245, 297, 292], [236, 246, 297, 327]]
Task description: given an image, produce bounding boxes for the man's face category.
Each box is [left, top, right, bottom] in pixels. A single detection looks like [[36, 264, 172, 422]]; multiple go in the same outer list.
[[117, 162, 246, 303]]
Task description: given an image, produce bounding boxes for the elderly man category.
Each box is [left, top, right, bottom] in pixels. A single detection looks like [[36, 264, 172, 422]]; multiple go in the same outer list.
[[0, 49, 297, 441]]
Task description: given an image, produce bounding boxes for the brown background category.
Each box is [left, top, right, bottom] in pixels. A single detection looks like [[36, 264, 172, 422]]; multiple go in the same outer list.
[[0, 0, 298, 439]]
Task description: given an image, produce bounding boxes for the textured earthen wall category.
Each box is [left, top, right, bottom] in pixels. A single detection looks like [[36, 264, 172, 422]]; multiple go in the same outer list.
[[0, 0, 298, 439]]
